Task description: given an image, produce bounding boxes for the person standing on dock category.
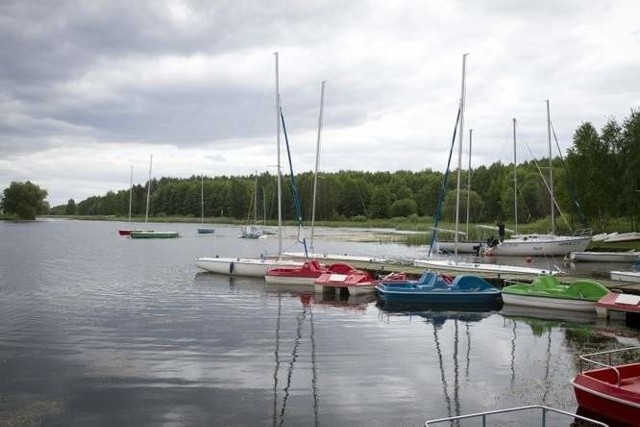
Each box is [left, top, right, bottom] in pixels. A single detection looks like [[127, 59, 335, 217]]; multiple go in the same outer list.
[[497, 220, 506, 243]]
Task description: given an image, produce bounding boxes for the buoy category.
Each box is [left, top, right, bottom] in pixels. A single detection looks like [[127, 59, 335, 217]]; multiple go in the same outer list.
[[525, 256, 533, 263]]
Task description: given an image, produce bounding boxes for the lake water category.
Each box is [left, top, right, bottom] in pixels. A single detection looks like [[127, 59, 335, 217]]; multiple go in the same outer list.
[[0, 219, 637, 426]]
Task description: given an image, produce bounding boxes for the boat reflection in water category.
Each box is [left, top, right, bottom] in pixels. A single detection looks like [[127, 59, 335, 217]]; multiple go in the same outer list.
[[377, 301, 499, 421]]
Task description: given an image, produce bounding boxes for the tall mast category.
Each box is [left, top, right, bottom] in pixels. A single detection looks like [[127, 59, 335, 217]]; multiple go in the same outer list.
[[275, 52, 282, 255], [311, 80, 326, 251], [465, 128, 472, 238], [128, 165, 133, 225], [513, 118, 518, 234], [546, 99, 555, 234], [200, 175, 205, 224], [454, 53, 468, 257], [144, 154, 153, 228]]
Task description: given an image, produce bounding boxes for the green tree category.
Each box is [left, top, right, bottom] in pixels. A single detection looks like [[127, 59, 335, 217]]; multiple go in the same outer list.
[[65, 199, 77, 215], [369, 187, 392, 219], [1, 181, 49, 220], [390, 198, 418, 217]]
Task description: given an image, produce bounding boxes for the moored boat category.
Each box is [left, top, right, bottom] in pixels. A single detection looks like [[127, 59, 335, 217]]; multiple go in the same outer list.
[[375, 271, 502, 305], [314, 270, 379, 296], [484, 233, 592, 257], [130, 230, 179, 239], [571, 347, 640, 426], [195, 256, 302, 277], [570, 250, 640, 263], [413, 258, 563, 277], [610, 270, 640, 284], [595, 292, 640, 319], [265, 259, 360, 286], [197, 228, 215, 234], [501, 275, 610, 312]]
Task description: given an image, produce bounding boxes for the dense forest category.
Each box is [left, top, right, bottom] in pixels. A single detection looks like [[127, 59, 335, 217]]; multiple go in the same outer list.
[[52, 110, 640, 233]]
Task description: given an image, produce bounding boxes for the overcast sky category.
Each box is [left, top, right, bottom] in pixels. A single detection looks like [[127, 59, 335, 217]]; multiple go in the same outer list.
[[1, 0, 638, 206]]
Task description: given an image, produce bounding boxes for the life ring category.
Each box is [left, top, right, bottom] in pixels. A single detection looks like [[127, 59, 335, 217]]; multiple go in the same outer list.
[[441, 274, 454, 284]]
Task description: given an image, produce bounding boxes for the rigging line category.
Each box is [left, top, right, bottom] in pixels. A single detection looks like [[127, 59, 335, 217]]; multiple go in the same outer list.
[[280, 107, 309, 258], [550, 121, 590, 229], [523, 142, 573, 233], [278, 303, 308, 427], [272, 293, 282, 427], [429, 106, 461, 258]]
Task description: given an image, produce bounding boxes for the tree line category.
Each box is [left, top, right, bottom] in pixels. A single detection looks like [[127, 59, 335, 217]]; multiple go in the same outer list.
[[5, 110, 639, 230]]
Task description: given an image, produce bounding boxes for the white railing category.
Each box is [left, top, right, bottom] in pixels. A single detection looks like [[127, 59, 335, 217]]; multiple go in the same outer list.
[[425, 404, 608, 426]]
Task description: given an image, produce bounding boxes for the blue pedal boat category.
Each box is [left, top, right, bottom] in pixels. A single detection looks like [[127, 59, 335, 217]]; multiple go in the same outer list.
[[375, 271, 502, 306]]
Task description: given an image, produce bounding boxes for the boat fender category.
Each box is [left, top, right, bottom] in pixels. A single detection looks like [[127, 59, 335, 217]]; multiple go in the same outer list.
[[229, 262, 235, 274]]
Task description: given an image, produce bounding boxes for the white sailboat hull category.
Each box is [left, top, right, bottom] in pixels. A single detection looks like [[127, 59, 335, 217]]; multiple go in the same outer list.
[[438, 241, 481, 254], [487, 235, 591, 257], [195, 257, 302, 277], [413, 258, 561, 276]]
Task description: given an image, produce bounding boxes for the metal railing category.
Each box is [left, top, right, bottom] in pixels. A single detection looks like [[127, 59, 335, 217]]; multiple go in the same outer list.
[[577, 346, 640, 387], [425, 404, 608, 426]]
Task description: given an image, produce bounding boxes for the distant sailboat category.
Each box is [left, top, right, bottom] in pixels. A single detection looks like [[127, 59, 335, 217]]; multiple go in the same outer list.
[[118, 165, 144, 236], [240, 174, 264, 239], [129, 155, 179, 239], [197, 175, 215, 234]]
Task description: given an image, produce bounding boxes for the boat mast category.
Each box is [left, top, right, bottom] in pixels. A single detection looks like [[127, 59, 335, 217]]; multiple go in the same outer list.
[[275, 52, 282, 256], [311, 80, 326, 251], [465, 128, 472, 238], [546, 99, 555, 234], [454, 53, 468, 257], [200, 175, 205, 224], [144, 154, 153, 228], [253, 173, 258, 223], [513, 118, 518, 234], [128, 165, 133, 225]]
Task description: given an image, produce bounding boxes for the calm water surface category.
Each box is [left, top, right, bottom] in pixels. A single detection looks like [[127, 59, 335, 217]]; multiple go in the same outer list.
[[0, 219, 637, 426]]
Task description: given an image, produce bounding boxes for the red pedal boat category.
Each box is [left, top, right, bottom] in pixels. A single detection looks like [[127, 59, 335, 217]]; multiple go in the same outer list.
[[265, 259, 359, 286], [571, 347, 640, 426]]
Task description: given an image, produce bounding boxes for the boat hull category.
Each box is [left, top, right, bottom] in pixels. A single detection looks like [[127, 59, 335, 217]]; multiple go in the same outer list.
[[488, 235, 591, 257], [195, 257, 302, 277], [570, 251, 640, 263], [129, 231, 179, 239], [314, 273, 377, 295], [413, 259, 560, 276], [501, 293, 597, 312], [197, 228, 215, 234], [610, 271, 640, 284], [438, 241, 481, 254], [572, 365, 640, 426]]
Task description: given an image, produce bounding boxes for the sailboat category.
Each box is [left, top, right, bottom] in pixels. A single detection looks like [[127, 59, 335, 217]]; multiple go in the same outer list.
[[240, 174, 264, 239], [129, 155, 179, 239], [413, 54, 562, 277], [483, 101, 592, 257], [195, 53, 301, 276], [118, 165, 144, 236], [197, 175, 215, 234]]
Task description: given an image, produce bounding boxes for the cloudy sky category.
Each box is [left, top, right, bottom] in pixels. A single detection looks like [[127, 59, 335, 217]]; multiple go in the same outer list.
[[1, 0, 638, 206]]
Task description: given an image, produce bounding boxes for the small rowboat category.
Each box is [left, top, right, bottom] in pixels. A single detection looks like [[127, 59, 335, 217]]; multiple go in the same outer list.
[[571, 347, 640, 426]]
